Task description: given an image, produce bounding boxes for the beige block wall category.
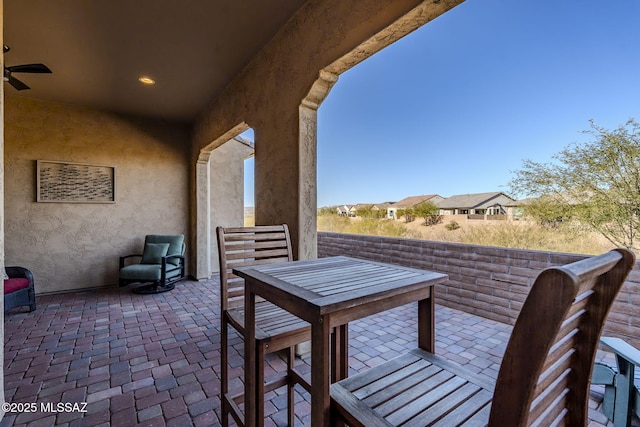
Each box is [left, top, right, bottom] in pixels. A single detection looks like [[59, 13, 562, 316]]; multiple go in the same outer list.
[[318, 232, 640, 349], [4, 95, 191, 293]]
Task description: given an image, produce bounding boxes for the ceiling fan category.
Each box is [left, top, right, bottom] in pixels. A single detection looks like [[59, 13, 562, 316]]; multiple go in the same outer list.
[[3, 45, 52, 91]]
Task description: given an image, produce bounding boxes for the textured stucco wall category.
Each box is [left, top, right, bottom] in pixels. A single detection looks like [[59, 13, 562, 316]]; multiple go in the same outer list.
[[192, 0, 464, 259], [209, 139, 254, 273], [4, 95, 191, 293]]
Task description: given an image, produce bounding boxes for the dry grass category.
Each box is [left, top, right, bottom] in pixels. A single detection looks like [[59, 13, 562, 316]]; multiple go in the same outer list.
[[318, 215, 422, 239], [318, 214, 614, 255], [244, 213, 613, 255]]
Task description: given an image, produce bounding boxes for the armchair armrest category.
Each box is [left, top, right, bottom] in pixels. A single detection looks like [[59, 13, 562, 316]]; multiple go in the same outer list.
[[163, 254, 184, 263], [119, 254, 143, 269], [5, 266, 34, 283], [161, 255, 185, 274], [601, 337, 640, 367], [593, 337, 640, 427]]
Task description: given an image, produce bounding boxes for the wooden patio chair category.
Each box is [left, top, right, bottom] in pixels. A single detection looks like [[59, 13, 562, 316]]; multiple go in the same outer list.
[[217, 225, 312, 426], [331, 248, 635, 427]]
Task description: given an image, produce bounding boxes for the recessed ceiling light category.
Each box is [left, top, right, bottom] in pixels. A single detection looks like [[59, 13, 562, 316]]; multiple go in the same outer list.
[[138, 76, 155, 85]]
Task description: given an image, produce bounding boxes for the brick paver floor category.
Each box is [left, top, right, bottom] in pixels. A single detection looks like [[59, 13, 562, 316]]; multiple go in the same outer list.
[[0, 277, 631, 426]]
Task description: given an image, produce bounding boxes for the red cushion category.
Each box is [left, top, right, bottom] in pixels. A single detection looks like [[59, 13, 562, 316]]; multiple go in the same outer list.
[[4, 278, 30, 294]]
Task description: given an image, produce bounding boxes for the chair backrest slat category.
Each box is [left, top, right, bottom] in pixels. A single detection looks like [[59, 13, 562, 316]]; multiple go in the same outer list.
[[217, 224, 293, 311], [224, 248, 291, 261], [488, 248, 635, 427]]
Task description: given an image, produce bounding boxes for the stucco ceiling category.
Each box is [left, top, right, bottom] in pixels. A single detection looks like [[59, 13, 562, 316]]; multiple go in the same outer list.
[[3, 0, 308, 123]]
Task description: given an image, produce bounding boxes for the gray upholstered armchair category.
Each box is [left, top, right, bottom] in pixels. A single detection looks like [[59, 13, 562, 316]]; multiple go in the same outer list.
[[119, 234, 186, 294]]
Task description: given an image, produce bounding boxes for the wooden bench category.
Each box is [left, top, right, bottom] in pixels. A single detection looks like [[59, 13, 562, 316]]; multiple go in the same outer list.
[[331, 248, 635, 426]]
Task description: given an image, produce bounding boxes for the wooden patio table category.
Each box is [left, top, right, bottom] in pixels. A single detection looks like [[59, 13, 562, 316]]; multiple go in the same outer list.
[[234, 256, 448, 427]]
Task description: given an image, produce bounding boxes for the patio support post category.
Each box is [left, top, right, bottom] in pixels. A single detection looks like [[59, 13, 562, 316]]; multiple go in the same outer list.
[[298, 70, 339, 261], [195, 154, 211, 279]]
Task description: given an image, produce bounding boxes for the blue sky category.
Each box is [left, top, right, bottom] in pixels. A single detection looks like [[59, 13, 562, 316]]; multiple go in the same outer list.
[[246, 0, 640, 207]]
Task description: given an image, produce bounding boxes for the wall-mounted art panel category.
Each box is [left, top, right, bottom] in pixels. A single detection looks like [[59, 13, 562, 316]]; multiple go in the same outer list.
[[37, 160, 116, 203]]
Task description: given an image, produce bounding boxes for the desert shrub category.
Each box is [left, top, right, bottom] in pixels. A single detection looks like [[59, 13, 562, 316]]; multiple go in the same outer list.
[[445, 221, 460, 231]]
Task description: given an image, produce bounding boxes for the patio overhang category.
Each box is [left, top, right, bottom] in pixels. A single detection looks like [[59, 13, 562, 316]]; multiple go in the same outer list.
[[3, 1, 468, 418]]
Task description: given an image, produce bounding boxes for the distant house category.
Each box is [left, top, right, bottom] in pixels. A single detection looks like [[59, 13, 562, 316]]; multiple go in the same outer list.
[[387, 195, 444, 219], [503, 198, 534, 220], [338, 202, 395, 217], [437, 192, 515, 219], [349, 204, 373, 217], [372, 202, 393, 215], [336, 205, 351, 216]]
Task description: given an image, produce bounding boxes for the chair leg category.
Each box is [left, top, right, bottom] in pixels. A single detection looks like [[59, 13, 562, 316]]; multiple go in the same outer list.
[[287, 346, 295, 426], [257, 343, 265, 426], [28, 289, 36, 312], [331, 325, 349, 382], [221, 318, 229, 427]]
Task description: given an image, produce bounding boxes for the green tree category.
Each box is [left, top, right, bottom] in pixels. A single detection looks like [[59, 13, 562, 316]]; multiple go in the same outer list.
[[318, 207, 336, 216], [356, 207, 373, 218], [396, 208, 415, 223], [521, 196, 573, 227], [413, 201, 442, 226], [510, 119, 640, 250]]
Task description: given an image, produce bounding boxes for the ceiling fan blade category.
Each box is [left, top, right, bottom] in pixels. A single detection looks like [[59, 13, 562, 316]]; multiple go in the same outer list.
[[7, 63, 52, 74], [7, 74, 30, 90]]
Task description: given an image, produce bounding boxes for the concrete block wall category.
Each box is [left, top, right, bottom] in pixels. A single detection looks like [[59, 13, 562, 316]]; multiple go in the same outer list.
[[318, 232, 640, 348]]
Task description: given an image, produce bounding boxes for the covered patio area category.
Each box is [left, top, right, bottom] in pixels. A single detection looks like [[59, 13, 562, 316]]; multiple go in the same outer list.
[[2, 275, 619, 426]]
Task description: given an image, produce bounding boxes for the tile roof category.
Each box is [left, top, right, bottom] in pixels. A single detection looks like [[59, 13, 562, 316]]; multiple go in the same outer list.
[[437, 192, 513, 209], [390, 195, 439, 208]]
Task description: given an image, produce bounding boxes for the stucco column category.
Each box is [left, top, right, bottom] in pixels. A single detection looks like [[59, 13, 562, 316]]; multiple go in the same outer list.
[[297, 105, 317, 260], [195, 155, 211, 279], [254, 119, 302, 255], [298, 70, 339, 260], [254, 71, 337, 261]]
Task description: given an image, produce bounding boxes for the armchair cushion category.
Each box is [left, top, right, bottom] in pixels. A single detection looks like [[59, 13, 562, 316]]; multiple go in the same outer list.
[[141, 243, 170, 264], [119, 264, 183, 282], [4, 278, 30, 294], [145, 235, 184, 265]]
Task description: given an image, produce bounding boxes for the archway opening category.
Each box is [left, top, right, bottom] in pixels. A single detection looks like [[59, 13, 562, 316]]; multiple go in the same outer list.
[[195, 124, 255, 279], [241, 128, 256, 226]]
